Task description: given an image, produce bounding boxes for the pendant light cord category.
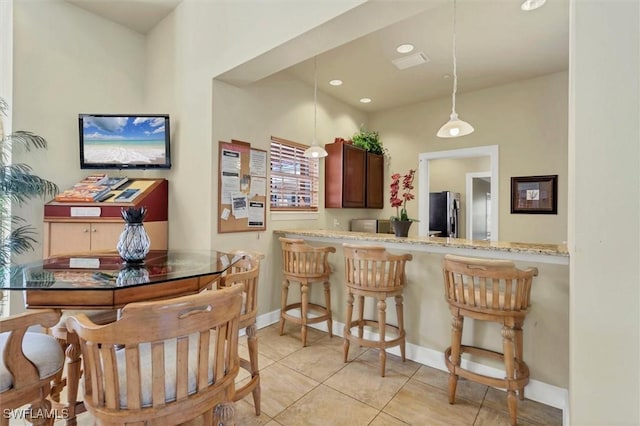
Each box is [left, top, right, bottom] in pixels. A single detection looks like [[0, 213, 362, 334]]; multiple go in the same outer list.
[[451, 0, 458, 115], [313, 56, 318, 144]]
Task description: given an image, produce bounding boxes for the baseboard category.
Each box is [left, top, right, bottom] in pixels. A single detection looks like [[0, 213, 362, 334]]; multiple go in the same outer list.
[[256, 309, 569, 417]]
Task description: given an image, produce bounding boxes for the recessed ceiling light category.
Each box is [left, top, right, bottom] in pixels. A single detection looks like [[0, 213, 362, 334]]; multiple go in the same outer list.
[[329, 79, 343, 86], [359, 98, 372, 104], [396, 43, 414, 54], [521, 0, 546, 11]]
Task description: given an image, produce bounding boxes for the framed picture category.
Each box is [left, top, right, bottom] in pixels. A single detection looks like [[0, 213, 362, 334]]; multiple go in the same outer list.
[[511, 175, 558, 214]]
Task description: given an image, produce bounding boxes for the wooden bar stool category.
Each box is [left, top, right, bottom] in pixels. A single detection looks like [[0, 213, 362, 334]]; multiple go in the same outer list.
[[342, 244, 413, 377], [442, 254, 538, 426], [279, 237, 336, 347]]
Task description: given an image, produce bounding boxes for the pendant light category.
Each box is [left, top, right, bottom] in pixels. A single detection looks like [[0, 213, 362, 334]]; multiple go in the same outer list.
[[304, 57, 328, 158], [437, 0, 474, 138]]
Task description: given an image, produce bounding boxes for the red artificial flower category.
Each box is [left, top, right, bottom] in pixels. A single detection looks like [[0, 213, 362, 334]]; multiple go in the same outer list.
[[389, 169, 416, 221]]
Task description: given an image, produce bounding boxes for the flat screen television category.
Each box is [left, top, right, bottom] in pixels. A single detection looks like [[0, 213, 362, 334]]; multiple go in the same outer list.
[[79, 114, 171, 169]]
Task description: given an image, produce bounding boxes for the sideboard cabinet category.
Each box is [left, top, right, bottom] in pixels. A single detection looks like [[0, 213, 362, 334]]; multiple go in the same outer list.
[[325, 142, 383, 209], [43, 179, 168, 257]]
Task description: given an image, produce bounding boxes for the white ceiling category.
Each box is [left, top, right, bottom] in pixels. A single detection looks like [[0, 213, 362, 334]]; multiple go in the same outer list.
[[64, 0, 569, 113], [66, 0, 181, 35]]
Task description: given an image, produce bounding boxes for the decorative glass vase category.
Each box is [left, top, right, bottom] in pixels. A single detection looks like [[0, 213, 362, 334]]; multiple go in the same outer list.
[[391, 220, 412, 238], [117, 223, 150, 264]]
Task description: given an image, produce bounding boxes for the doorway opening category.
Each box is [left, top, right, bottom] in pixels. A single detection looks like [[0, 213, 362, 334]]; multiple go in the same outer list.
[[418, 145, 499, 240]]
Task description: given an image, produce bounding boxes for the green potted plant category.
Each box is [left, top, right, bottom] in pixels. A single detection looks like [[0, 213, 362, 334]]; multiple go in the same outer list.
[[0, 97, 58, 269], [351, 127, 387, 156]]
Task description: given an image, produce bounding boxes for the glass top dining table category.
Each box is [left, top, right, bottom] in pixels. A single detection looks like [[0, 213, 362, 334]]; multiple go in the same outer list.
[[1, 249, 242, 309]]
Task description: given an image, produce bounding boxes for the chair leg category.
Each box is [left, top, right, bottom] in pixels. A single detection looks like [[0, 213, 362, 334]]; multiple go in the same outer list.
[[514, 324, 525, 401], [214, 400, 236, 426], [300, 282, 309, 347], [448, 315, 463, 404], [279, 278, 290, 336], [64, 333, 83, 425], [323, 280, 333, 337], [395, 294, 406, 362], [502, 326, 518, 426], [377, 296, 387, 377], [26, 396, 53, 426], [357, 295, 365, 340], [343, 291, 354, 363], [247, 323, 261, 416]]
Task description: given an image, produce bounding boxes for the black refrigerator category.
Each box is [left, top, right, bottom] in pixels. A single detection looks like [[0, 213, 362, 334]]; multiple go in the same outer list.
[[429, 191, 461, 238]]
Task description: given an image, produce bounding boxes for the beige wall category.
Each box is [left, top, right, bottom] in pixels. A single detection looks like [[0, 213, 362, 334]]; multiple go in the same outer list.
[[569, 0, 639, 424], [12, 0, 146, 267], [370, 72, 569, 244]]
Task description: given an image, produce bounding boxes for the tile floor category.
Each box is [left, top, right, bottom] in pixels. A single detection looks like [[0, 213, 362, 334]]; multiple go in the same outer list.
[[31, 323, 562, 426]]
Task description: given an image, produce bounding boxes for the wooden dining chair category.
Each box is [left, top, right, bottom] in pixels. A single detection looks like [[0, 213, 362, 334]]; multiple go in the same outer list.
[[0, 309, 64, 426], [217, 249, 263, 415], [65, 285, 243, 426]]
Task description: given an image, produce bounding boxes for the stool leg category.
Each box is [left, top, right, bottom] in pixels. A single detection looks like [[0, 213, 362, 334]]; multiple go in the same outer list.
[[502, 326, 518, 426], [395, 294, 405, 362], [515, 323, 525, 401], [323, 280, 333, 338], [448, 315, 463, 404], [247, 323, 261, 415], [377, 296, 387, 377], [279, 278, 290, 336], [357, 295, 365, 340], [300, 282, 309, 347], [344, 291, 354, 363]]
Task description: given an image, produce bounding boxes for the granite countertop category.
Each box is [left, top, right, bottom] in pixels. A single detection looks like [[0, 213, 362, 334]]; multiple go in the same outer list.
[[273, 229, 569, 259]]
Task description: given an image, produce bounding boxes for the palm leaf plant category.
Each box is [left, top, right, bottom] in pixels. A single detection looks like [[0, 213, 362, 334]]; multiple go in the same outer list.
[[0, 97, 58, 269]]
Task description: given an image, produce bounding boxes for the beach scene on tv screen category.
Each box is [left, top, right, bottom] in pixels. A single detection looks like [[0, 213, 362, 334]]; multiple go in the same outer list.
[[82, 116, 167, 165]]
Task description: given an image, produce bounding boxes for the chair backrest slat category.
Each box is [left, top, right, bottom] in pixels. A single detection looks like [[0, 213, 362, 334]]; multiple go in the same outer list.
[[175, 336, 189, 400], [125, 346, 142, 409], [151, 341, 166, 407], [100, 344, 119, 409]]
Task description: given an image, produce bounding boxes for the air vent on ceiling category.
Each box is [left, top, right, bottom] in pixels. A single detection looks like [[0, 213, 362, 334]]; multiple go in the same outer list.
[[392, 52, 430, 70]]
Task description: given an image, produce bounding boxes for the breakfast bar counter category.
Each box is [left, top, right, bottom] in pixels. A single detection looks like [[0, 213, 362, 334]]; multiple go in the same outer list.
[[272, 229, 570, 412], [273, 229, 569, 264]]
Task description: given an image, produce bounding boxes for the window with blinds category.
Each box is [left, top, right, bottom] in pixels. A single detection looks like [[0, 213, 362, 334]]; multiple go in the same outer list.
[[270, 136, 319, 211]]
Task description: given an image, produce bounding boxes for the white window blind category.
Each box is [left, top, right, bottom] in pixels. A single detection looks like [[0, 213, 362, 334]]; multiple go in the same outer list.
[[270, 136, 319, 211]]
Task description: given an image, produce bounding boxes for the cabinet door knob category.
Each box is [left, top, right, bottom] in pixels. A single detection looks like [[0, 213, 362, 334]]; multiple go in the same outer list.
[[83, 228, 89, 233], [92, 228, 97, 232]]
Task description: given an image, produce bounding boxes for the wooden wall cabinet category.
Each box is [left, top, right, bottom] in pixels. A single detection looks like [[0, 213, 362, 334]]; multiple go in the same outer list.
[[43, 179, 168, 258], [325, 142, 384, 209]]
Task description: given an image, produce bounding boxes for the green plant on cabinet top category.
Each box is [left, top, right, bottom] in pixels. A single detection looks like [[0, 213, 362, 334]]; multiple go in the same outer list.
[[351, 127, 387, 156]]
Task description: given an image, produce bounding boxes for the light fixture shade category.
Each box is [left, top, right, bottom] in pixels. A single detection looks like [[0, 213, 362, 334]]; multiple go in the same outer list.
[[303, 145, 328, 158], [521, 0, 546, 11], [437, 112, 474, 138]]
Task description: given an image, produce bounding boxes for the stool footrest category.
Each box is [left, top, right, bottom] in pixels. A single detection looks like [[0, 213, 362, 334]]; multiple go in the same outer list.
[[444, 345, 530, 391], [345, 320, 406, 349], [282, 302, 331, 325]]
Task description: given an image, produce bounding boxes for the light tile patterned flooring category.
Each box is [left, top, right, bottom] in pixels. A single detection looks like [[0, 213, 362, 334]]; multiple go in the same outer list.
[[39, 323, 562, 426]]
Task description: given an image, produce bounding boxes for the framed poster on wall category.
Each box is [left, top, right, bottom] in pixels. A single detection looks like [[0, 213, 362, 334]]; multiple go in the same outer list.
[[510, 175, 558, 214]]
